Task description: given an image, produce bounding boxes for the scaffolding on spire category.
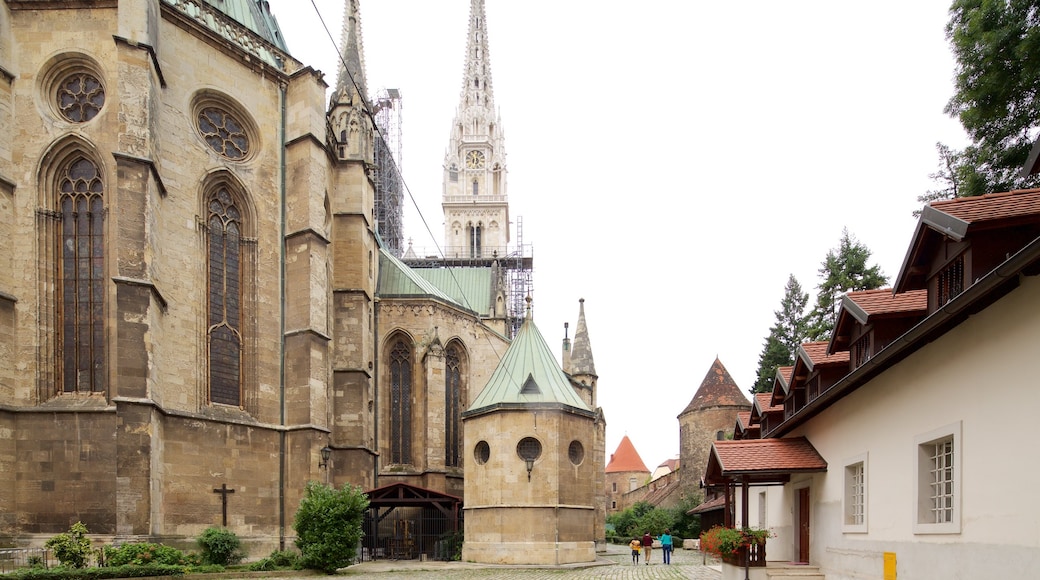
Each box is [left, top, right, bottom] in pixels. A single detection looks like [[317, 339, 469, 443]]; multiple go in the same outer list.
[[372, 88, 404, 256]]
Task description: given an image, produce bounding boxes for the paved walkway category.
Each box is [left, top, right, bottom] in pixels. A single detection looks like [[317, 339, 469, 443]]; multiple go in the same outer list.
[[261, 544, 722, 579]]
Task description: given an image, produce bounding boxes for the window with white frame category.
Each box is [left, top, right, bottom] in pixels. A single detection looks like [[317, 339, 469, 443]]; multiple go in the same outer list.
[[629, 477, 637, 491], [914, 422, 961, 534], [843, 452, 868, 533]]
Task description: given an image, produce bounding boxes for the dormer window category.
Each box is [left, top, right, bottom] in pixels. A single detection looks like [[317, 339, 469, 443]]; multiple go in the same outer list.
[[852, 333, 871, 369], [937, 255, 964, 306]]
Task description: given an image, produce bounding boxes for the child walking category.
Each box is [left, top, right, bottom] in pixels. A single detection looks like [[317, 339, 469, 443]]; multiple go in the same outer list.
[[629, 537, 642, 565]]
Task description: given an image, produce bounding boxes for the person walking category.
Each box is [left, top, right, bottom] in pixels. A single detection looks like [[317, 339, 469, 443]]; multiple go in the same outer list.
[[659, 529, 673, 564], [629, 537, 642, 566], [642, 531, 653, 565]]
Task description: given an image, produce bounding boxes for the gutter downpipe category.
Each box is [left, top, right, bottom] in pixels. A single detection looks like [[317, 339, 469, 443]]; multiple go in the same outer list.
[[277, 82, 287, 551], [372, 295, 379, 488]]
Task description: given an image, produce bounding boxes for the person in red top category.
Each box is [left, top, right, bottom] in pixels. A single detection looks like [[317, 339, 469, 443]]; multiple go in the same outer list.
[[642, 531, 653, 565]]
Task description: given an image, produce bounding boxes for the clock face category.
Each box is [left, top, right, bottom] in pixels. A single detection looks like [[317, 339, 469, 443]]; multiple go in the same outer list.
[[466, 150, 486, 169]]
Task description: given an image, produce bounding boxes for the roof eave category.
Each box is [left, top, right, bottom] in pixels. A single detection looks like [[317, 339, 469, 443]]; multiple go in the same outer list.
[[769, 233, 1040, 438]]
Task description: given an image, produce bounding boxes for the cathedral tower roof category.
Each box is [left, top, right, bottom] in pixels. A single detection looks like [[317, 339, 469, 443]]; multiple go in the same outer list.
[[569, 298, 597, 377], [465, 303, 592, 417], [605, 435, 650, 474], [334, 0, 368, 99], [679, 358, 750, 416], [458, 0, 496, 113]]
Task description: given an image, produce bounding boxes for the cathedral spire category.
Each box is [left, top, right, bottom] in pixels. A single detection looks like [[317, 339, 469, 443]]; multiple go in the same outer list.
[[570, 299, 597, 377], [459, 0, 495, 113], [335, 0, 367, 100], [442, 0, 509, 259]]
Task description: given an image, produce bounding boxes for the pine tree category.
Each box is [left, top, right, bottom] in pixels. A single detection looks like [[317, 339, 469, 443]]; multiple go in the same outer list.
[[752, 275, 809, 393], [805, 229, 887, 342]]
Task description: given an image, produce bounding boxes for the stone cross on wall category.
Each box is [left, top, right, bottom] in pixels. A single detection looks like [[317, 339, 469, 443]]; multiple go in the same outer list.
[[213, 483, 235, 527]]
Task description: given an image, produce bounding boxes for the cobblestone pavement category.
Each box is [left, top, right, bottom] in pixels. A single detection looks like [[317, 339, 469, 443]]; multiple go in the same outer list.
[[261, 544, 722, 579]]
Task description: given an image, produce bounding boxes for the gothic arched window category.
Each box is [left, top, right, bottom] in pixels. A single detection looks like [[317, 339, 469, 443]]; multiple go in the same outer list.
[[58, 157, 105, 393], [445, 344, 463, 467], [207, 188, 243, 406], [389, 338, 413, 464], [469, 223, 482, 258]]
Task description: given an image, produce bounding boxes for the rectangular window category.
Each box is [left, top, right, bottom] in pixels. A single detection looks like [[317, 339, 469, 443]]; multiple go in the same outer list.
[[843, 453, 867, 533], [611, 482, 617, 493], [914, 422, 961, 534], [629, 477, 637, 492]]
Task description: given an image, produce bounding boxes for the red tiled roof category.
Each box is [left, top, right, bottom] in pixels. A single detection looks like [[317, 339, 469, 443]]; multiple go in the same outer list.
[[704, 437, 827, 485], [736, 411, 752, 429], [931, 188, 1040, 224], [680, 358, 752, 415], [688, 493, 726, 515], [846, 288, 927, 318], [770, 366, 794, 406], [605, 435, 650, 473], [799, 341, 850, 367]]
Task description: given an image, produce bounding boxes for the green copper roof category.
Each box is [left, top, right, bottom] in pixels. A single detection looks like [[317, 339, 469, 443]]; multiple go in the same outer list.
[[414, 268, 492, 316], [465, 312, 593, 417], [206, 0, 288, 52], [377, 249, 461, 306]]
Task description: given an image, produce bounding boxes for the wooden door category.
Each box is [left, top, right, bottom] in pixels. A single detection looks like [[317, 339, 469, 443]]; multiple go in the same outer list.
[[797, 487, 810, 563]]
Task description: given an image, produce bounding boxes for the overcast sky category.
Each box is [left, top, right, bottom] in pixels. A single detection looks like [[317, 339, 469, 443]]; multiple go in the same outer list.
[[272, 0, 968, 472]]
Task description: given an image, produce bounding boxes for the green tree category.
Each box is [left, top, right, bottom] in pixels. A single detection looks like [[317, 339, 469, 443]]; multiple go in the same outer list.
[[805, 230, 887, 342], [752, 274, 809, 393], [915, 142, 964, 216], [942, 0, 1040, 197], [45, 521, 92, 568], [293, 481, 369, 574]]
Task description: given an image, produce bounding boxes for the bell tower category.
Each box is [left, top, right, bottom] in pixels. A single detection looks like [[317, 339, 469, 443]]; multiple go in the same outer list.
[[442, 0, 509, 259]]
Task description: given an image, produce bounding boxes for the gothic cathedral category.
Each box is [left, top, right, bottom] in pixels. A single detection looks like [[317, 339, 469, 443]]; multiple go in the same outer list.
[[0, 0, 603, 559]]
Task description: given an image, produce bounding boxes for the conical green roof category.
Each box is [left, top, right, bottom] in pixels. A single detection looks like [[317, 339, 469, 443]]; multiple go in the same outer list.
[[465, 309, 592, 418]]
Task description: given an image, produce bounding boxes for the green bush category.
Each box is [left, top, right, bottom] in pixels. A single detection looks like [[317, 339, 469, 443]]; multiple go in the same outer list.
[[102, 543, 200, 567], [44, 522, 92, 568], [196, 526, 243, 566], [247, 550, 301, 572], [293, 480, 369, 574], [2, 564, 186, 579]]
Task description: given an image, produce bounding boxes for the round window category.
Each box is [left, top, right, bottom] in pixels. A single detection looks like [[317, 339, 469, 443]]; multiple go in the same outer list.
[[198, 107, 250, 160], [474, 441, 490, 465], [568, 440, 584, 465], [56, 72, 105, 123], [516, 437, 542, 462]]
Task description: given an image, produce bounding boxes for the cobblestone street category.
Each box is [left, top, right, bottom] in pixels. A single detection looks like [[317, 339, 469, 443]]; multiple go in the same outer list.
[[261, 544, 722, 579]]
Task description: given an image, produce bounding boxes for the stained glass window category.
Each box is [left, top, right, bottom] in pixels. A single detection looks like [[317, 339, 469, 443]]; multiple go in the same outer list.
[[57, 73, 105, 123], [208, 188, 242, 406], [390, 339, 412, 464], [199, 107, 249, 160], [445, 345, 462, 467], [58, 157, 105, 392]]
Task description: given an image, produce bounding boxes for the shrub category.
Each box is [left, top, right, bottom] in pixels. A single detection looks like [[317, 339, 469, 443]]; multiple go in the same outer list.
[[103, 543, 199, 567], [247, 549, 301, 571], [44, 522, 92, 568], [196, 526, 243, 566], [293, 480, 369, 574]]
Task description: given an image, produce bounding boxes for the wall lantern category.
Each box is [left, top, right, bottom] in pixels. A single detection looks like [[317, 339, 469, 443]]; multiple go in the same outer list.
[[525, 457, 534, 481], [319, 445, 332, 469]]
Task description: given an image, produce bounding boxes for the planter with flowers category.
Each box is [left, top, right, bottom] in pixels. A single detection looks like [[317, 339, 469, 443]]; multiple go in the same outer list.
[[699, 526, 770, 567]]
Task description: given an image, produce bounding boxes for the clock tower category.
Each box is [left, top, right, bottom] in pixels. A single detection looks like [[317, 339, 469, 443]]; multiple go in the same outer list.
[[443, 0, 509, 259]]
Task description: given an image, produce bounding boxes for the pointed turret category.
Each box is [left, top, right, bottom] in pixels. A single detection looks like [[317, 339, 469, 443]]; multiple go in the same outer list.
[[442, 0, 510, 258], [329, 0, 373, 162], [677, 358, 752, 498], [570, 299, 597, 377], [605, 435, 650, 474], [334, 0, 367, 101], [680, 357, 749, 415]]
